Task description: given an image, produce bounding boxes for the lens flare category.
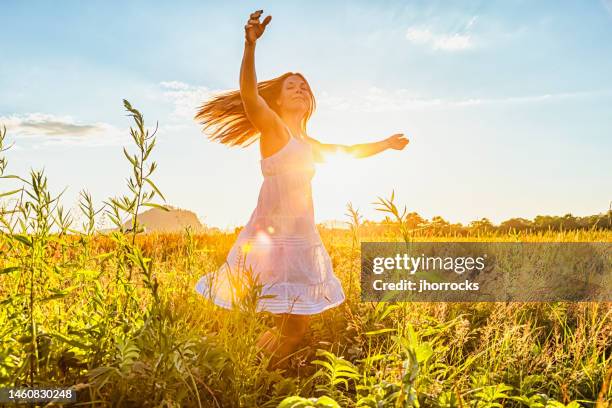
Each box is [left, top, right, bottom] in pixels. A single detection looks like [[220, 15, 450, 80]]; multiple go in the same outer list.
[[255, 230, 271, 247], [319, 146, 356, 181], [241, 242, 252, 254], [320, 145, 354, 163]]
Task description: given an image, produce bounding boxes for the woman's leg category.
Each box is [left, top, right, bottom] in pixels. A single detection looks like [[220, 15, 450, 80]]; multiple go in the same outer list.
[[271, 313, 310, 369], [256, 329, 277, 351], [256, 313, 310, 369]]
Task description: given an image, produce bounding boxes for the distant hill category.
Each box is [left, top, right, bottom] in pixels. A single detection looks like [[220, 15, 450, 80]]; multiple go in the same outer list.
[[123, 206, 206, 233]]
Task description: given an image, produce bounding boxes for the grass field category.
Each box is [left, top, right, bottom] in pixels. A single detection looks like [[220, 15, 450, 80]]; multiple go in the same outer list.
[[1, 226, 611, 407]]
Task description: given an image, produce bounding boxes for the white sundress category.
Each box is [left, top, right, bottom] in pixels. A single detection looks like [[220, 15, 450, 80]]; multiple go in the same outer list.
[[195, 131, 346, 315]]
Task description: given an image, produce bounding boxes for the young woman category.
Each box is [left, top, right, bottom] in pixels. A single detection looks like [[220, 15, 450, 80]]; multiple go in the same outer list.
[[195, 10, 409, 370]]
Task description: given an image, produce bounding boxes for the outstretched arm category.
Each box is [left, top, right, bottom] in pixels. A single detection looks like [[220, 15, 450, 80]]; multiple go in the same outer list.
[[305, 133, 409, 161], [240, 10, 276, 133]]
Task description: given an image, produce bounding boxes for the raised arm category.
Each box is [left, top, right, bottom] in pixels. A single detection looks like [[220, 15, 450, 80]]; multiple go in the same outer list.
[[305, 133, 409, 161], [240, 10, 276, 133]]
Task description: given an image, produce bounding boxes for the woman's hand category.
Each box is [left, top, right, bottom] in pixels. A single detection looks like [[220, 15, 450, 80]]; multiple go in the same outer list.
[[385, 133, 409, 150], [245, 10, 272, 45]]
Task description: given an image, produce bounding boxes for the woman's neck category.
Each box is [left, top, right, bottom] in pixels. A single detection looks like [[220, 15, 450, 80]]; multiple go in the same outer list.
[[279, 112, 303, 138]]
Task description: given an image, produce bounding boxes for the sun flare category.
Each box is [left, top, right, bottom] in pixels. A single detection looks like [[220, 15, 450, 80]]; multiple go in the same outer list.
[[319, 146, 355, 163], [255, 230, 272, 246], [317, 146, 357, 179]]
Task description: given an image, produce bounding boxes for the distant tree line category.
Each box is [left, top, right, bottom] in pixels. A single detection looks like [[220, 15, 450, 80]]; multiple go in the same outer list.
[[357, 210, 612, 235]]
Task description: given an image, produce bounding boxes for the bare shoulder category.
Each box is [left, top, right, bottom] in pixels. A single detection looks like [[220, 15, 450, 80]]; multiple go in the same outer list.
[[302, 134, 322, 147], [302, 134, 325, 162]]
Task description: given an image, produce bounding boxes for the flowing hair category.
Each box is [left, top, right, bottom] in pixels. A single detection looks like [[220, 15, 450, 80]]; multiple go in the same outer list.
[[194, 72, 316, 147]]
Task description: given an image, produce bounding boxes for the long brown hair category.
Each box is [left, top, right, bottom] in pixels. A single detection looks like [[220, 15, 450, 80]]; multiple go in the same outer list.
[[194, 72, 316, 147]]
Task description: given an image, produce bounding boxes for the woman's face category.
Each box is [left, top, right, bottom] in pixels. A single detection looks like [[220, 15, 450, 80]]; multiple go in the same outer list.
[[277, 75, 311, 115]]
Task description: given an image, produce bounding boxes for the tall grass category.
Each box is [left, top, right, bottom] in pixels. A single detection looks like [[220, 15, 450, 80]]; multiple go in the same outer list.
[[0, 107, 610, 407]]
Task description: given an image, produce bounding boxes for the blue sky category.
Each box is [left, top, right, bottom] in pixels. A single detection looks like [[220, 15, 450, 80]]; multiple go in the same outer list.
[[2, 0, 611, 229]]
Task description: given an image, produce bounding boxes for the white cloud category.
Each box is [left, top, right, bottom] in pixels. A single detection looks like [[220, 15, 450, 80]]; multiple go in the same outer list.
[[406, 27, 473, 51], [2, 113, 99, 137], [0, 113, 126, 147], [405, 16, 479, 52], [405, 28, 435, 45], [434, 33, 473, 51], [158, 81, 219, 120], [159, 81, 191, 91]]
